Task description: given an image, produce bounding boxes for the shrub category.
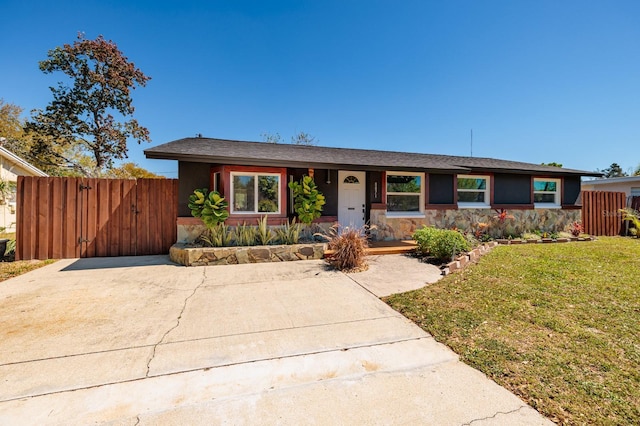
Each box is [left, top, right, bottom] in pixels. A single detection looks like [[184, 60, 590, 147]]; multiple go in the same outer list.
[[413, 226, 440, 254], [412, 226, 471, 262], [429, 230, 471, 261], [288, 176, 326, 225], [326, 225, 369, 271]]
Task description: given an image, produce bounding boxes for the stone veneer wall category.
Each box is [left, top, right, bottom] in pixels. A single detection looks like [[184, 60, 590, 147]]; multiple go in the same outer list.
[[369, 208, 582, 241], [170, 243, 325, 266]]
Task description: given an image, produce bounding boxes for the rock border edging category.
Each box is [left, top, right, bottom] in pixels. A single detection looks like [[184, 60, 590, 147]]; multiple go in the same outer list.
[[442, 237, 595, 276]]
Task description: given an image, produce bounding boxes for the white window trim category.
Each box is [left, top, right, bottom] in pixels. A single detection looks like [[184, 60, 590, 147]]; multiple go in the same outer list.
[[230, 172, 281, 214], [385, 171, 425, 217], [457, 175, 490, 208], [534, 178, 561, 209]]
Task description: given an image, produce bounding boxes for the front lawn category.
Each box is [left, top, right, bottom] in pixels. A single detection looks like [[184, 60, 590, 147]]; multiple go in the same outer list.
[[385, 237, 640, 425], [0, 258, 56, 282]]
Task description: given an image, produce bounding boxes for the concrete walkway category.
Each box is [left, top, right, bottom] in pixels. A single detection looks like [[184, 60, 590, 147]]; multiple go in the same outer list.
[[0, 255, 552, 425]]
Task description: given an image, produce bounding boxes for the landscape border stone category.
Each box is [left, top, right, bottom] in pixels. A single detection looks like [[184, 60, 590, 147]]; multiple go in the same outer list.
[[441, 237, 594, 276], [170, 242, 326, 266]]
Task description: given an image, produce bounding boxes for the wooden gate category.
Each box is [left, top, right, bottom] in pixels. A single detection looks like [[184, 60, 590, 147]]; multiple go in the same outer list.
[[16, 177, 178, 260], [581, 190, 627, 236]]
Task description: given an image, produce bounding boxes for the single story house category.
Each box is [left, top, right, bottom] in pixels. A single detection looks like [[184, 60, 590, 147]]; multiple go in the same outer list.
[[0, 145, 48, 232], [145, 137, 601, 241], [581, 176, 640, 199]]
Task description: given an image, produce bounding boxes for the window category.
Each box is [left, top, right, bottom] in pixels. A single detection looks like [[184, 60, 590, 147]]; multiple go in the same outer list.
[[457, 175, 490, 207], [386, 172, 424, 214], [631, 187, 640, 197], [533, 178, 561, 208], [231, 172, 280, 214]]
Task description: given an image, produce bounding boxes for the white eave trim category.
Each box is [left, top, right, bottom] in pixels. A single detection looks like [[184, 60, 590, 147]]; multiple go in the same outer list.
[[0, 146, 49, 177]]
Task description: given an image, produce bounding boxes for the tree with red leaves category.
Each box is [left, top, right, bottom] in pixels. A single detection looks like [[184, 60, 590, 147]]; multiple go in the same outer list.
[[26, 33, 151, 175]]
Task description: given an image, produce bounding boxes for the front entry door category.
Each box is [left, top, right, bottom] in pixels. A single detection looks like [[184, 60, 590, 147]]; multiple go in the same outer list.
[[338, 171, 366, 228]]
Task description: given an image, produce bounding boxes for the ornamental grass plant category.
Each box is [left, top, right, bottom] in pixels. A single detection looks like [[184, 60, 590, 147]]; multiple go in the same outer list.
[[326, 225, 369, 272]]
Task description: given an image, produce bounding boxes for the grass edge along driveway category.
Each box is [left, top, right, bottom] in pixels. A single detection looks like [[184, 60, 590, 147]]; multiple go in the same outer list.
[[385, 237, 640, 425]]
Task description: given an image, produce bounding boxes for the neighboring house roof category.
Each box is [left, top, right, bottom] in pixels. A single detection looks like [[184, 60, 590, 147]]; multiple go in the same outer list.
[[145, 137, 601, 176], [582, 175, 640, 186], [0, 146, 48, 177]]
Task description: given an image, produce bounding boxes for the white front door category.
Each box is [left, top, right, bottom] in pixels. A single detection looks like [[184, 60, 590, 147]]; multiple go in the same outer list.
[[338, 171, 366, 229]]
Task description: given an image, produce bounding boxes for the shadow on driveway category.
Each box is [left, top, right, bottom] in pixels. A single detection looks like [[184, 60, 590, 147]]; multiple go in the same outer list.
[[61, 255, 181, 271]]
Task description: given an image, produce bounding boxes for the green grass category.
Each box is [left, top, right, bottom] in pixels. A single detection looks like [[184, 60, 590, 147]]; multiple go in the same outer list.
[[0, 259, 56, 282], [385, 237, 640, 425]]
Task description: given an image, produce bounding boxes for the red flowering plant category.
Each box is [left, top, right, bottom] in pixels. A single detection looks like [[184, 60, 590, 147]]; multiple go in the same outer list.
[[473, 222, 491, 242], [492, 209, 515, 238], [569, 221, 583, 237]]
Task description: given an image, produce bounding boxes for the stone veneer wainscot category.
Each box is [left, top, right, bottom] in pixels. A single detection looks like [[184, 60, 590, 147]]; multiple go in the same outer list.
[[369, 208, 581, 241]]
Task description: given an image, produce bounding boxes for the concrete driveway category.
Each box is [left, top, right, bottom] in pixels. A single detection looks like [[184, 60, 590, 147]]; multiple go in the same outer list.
[[0, 255, 551, 425]]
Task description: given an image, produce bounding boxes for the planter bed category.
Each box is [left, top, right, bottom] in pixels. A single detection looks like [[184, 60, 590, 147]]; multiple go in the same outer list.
[[170, 242, 326, 266]]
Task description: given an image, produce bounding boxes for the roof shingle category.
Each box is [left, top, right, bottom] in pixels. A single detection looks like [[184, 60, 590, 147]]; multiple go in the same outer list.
[[144, 137, 599, 176]]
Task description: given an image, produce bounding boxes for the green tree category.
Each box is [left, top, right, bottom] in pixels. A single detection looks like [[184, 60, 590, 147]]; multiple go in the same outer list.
[[541, 162, 563, 167], [634, 164, 640, 176], [600, 163, 628, 178], [106, 162, 163, 179], [25, 33, 151, 175], [0, 99, 25, 141]]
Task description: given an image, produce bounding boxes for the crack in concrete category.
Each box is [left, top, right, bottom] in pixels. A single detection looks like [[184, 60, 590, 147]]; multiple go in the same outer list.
[[145, 268, 207, 377], [461, 405, 529, 425], [0, 314, 402, 368], [0, 335, 437, 404], [133, 415, 140, 426]]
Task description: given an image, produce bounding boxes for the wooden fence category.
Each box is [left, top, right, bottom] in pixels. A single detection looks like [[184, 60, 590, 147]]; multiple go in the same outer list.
[[16, 177, 178, 260], [581, 190, 627, 236]]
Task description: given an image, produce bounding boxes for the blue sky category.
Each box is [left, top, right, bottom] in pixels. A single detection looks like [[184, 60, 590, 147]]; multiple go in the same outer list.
[[1, 0, 639, 177]]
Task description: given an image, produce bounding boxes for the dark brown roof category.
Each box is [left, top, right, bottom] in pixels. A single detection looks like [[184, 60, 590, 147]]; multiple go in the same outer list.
[[145, 137, 600, 176]]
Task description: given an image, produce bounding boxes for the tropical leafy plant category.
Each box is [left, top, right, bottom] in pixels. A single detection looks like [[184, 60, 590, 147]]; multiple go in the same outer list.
[[188, 188, 229, 228], [0, 179, 11, 204], [619, 208, 640, 237], [288, 176, 326, 225], [275, 218, 302, 245]]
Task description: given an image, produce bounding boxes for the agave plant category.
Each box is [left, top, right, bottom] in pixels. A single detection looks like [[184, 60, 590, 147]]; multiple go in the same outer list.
[[233, 222, 257, 246], [256, 216, 275, 245], [275, 218, 302, 245], [188, 188, 229, 229], [199, 223, 233, 247]]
